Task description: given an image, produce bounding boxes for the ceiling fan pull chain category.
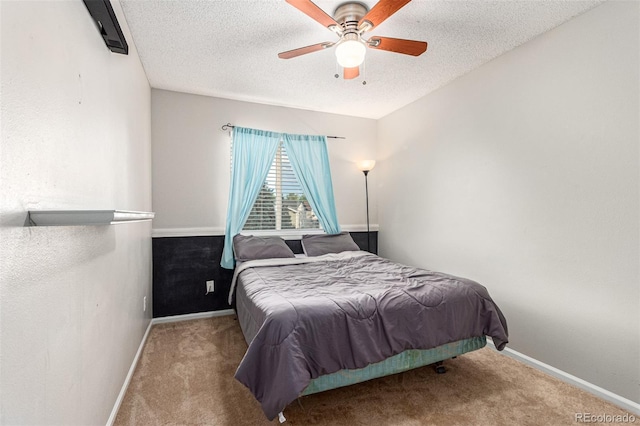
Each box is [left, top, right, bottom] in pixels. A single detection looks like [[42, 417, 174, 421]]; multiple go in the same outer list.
[[362, 60, 367, 85]]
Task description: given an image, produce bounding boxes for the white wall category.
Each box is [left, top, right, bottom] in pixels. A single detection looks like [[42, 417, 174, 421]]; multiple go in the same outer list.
[[0, 1, 152, 424], [378, 0, 639, 403], [151, 89, 377, 233]]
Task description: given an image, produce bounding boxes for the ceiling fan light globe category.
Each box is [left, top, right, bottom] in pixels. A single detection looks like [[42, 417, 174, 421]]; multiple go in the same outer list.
[[335, 39, 366, 68]]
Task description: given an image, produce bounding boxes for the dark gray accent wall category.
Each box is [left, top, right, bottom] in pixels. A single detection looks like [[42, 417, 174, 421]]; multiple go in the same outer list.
[[152, 232, 378, 318]]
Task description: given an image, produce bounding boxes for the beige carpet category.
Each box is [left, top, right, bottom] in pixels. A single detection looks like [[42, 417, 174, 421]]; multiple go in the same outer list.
[[114, 316, 633, 425]]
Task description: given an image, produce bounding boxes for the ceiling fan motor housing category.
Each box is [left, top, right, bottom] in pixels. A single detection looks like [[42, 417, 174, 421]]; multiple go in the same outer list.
[[333, 2, 369, 33]]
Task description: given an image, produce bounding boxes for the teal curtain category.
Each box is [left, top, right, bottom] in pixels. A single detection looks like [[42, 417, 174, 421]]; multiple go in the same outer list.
[[282, 133, 341, 234], [221, 127, 281, 269]]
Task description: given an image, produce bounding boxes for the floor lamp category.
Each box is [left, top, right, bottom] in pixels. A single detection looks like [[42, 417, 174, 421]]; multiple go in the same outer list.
[[356, 160, 376, 252]]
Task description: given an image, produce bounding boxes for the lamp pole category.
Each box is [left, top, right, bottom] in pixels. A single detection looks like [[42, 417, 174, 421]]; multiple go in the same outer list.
[[356, 160, 375, 253], [363, 169, 370, 252]]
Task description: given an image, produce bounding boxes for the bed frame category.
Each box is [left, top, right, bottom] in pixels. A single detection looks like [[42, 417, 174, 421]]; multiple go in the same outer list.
[[300, 336, 486, 396]]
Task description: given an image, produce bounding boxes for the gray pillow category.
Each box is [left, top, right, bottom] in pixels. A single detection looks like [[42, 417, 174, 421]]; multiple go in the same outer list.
[[301, 232, 360, 257], [233, 234, 295, 261]]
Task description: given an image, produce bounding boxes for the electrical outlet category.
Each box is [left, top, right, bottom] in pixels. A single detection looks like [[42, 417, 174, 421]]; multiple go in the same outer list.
[[143, 296, 147, 312], [206, 280, 215, 295]]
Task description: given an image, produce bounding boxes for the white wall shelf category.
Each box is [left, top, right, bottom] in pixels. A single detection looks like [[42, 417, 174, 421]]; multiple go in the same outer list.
[[28, 210, 155, 226]]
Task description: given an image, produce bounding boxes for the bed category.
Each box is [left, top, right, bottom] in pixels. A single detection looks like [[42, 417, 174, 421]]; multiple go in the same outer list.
[[229, 233, 509, 421]]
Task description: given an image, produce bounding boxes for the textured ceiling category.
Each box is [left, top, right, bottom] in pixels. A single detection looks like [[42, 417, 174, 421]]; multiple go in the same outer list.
[[120, 0, 604, 119]]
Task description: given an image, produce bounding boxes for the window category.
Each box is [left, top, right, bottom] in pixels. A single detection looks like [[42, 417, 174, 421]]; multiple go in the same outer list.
[[242, 141, 320, 231]]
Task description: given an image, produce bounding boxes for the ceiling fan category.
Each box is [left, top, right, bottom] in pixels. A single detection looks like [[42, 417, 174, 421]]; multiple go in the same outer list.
[[279, 0, 428, 80]]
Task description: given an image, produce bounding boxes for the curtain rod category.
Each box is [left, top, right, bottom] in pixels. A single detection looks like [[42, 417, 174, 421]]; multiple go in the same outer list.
[[221, 123, 345, 139]]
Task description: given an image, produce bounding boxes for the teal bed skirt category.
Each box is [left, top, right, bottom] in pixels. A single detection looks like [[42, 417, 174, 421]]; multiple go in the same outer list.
[[300, 336, 486, 396]]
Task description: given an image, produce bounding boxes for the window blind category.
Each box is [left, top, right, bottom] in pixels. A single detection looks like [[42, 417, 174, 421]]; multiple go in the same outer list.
[[241, 141, 320, 231]]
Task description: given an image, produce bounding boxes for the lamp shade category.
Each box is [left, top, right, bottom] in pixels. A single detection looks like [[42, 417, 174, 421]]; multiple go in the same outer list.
[[356, 160, 376, 172], [335, 39, 366, 68]]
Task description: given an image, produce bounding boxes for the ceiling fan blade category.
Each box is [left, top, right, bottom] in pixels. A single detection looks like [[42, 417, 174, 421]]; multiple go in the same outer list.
[[344, 67, 359, 79], [278, 42, 334, 59], [358, 0, 412, 31], [286, 0, 340, 30], [368, 36, 427, 56]]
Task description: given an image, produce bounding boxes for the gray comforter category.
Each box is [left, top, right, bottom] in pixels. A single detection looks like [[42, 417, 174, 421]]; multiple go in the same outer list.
[[232, 251, 508, 420]]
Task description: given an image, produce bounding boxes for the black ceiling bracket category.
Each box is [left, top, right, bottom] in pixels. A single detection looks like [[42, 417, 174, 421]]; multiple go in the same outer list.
[[83, 0, 129, 55]]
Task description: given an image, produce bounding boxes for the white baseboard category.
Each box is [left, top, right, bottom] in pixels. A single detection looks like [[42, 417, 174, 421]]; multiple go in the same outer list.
[[486, 338, 640, 415], [151, 309, 235, 324], [106, 319, 153, 426]]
